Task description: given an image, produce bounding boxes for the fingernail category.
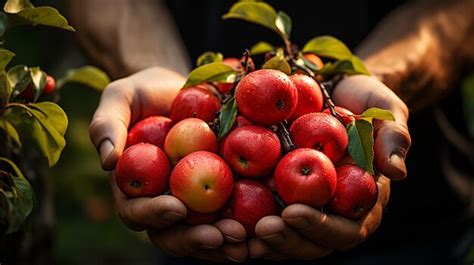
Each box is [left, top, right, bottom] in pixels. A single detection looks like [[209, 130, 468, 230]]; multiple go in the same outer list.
[[389, 153, 407, 180], [199, 244, 218, 250], [261, 232, 285, 245], [286, 217, 310, 229], [226, 255, 245, 262], [100, 139, 114, 166], [162, 211, 185, 222]]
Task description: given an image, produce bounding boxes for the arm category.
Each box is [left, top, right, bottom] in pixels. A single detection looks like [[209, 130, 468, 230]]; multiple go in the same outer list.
[[67, 0, 191, 79], [357, 0, 474, 110]]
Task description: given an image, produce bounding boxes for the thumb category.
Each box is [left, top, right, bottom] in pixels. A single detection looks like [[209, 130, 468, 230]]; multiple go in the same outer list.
[[89, 80, 133, 170]]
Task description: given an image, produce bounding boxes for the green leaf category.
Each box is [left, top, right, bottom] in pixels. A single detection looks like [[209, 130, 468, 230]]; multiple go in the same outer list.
[[250, 41, 275, 55], [29, 67, 46, 102], [361, 108, 395, 123], [462, 73, 474, 138], [0, 120, 21, 147], [57, 66, 110, 92], [302, 36, 353, 60], [196, 51, 224, 67], [0, 49, 15, 70], [0, 72, 12, 106], [347, 120, 374, 175], [318, 56, 370, 76], [0, 12, 8, 37], [6, 177, 33, 234], [275, 11, 292, 39], [262, 49, 291, 75], [4, 0, 34, 13], [0, 157, 24, 178], [7, 6, 75, 31], [183, 62, 236, 88], [223, 2, 278, 35], [5, 102, 68, 167], [218, 97, 237, 140], [7, 65, 31, 98]]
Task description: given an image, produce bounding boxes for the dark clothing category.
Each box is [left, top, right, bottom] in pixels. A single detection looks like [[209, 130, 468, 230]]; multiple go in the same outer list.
[[163, 0, 473, 263]]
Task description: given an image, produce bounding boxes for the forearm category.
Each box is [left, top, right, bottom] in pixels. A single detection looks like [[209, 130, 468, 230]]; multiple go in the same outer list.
[[67, 0, 191, 79], [357, 0, 474, 109]]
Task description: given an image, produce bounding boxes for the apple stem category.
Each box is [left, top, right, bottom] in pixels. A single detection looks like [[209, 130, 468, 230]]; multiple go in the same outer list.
[[276, 122, 295, 153], [241, 49, 252, 75]]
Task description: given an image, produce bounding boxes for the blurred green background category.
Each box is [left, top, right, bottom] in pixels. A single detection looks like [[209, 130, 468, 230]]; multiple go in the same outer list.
[[3, 1, 157, 264]]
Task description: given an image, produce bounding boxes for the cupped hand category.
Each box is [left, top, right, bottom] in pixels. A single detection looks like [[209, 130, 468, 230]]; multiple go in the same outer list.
[[249, 175, 390, 260], [91, 67, 248, 262], [333, 74, 411, 180]]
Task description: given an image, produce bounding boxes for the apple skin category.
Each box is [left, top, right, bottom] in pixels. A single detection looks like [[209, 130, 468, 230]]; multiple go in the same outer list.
[[274, 148, 337, 208], [126, 116, 172, 148], [170, 85, 221, 123], [290, 112, 348, 163], [221, 179, 278, 238], [43, 75, 56, 94], [115, 143, 171, 198], [326, 164, 378, 220], [164, 118, 218, 165], [236, 69, 298, 126], [170, 151, 234, 213], [219, 115, 253, 155], [288, 74, 323, 121], [185, 209, 219, 225], [322, 106, 356, 126], [222, 125, 281, 178]]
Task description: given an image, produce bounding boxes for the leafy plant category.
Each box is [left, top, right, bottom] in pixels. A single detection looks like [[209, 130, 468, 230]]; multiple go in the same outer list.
[[0, 0, 109, 235], [182, 0, 394, 174]]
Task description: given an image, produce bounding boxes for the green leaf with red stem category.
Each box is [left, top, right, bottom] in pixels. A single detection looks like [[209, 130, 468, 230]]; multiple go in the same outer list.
[[6, 6, 75, 31], [183, 63, 236, 88], [318, 56, 369, 76], [218, 97, 237, 140], [29, 67, 46, 102], [0, 120, 21, 147], [275, 11, 292, 39], [347, 119, 375, 175], [7, 65, 31, 99], [57, 66, 110, 92], [0, 49, 15, 70], [223, 2, 279, 35]]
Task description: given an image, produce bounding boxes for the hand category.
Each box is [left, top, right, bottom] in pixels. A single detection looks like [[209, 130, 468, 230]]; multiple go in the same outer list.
[[249, 175, 390, 260], [248, 75, 407, 260], [90, 67, 248, 262]]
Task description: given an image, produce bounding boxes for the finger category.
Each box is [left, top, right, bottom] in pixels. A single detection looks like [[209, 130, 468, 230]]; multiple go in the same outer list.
[[248, 238, 287, 261], [221, 243, 248, 262], [255, 216, 332, 260], [333, 75, 411, 180], [282, 175, 390, 251], [147, 225, 226, 261], [90, 79, 134, 170], [214, 219, 246, 243], [282, 205, 371, 250], [110, 172, 186, 231]]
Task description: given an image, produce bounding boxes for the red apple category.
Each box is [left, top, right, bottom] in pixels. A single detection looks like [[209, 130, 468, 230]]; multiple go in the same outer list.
[[164, 118, 218, 165], [219, 115, 253, 155], [303, 53, 324, 70], [115, 143, 171, 198], [170, 85, 221, 123], [43, 75, 56, 94], [326, 164, 378, 220], [274, 148, 337, 208], [236, 69, 298, 126], [322, 106, 356, 126], [288, 74, 323, 121], [170, 151, 234, 213], [222, 125, 281, 178], [185, 209, 219, 225], [222, 179, 278, 237], [290, 112, 348, 163], [126, 116, 172, 148]]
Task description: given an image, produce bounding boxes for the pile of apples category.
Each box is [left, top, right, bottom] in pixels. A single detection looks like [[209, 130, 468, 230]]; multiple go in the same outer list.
[[114, 56, 378, 237]]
